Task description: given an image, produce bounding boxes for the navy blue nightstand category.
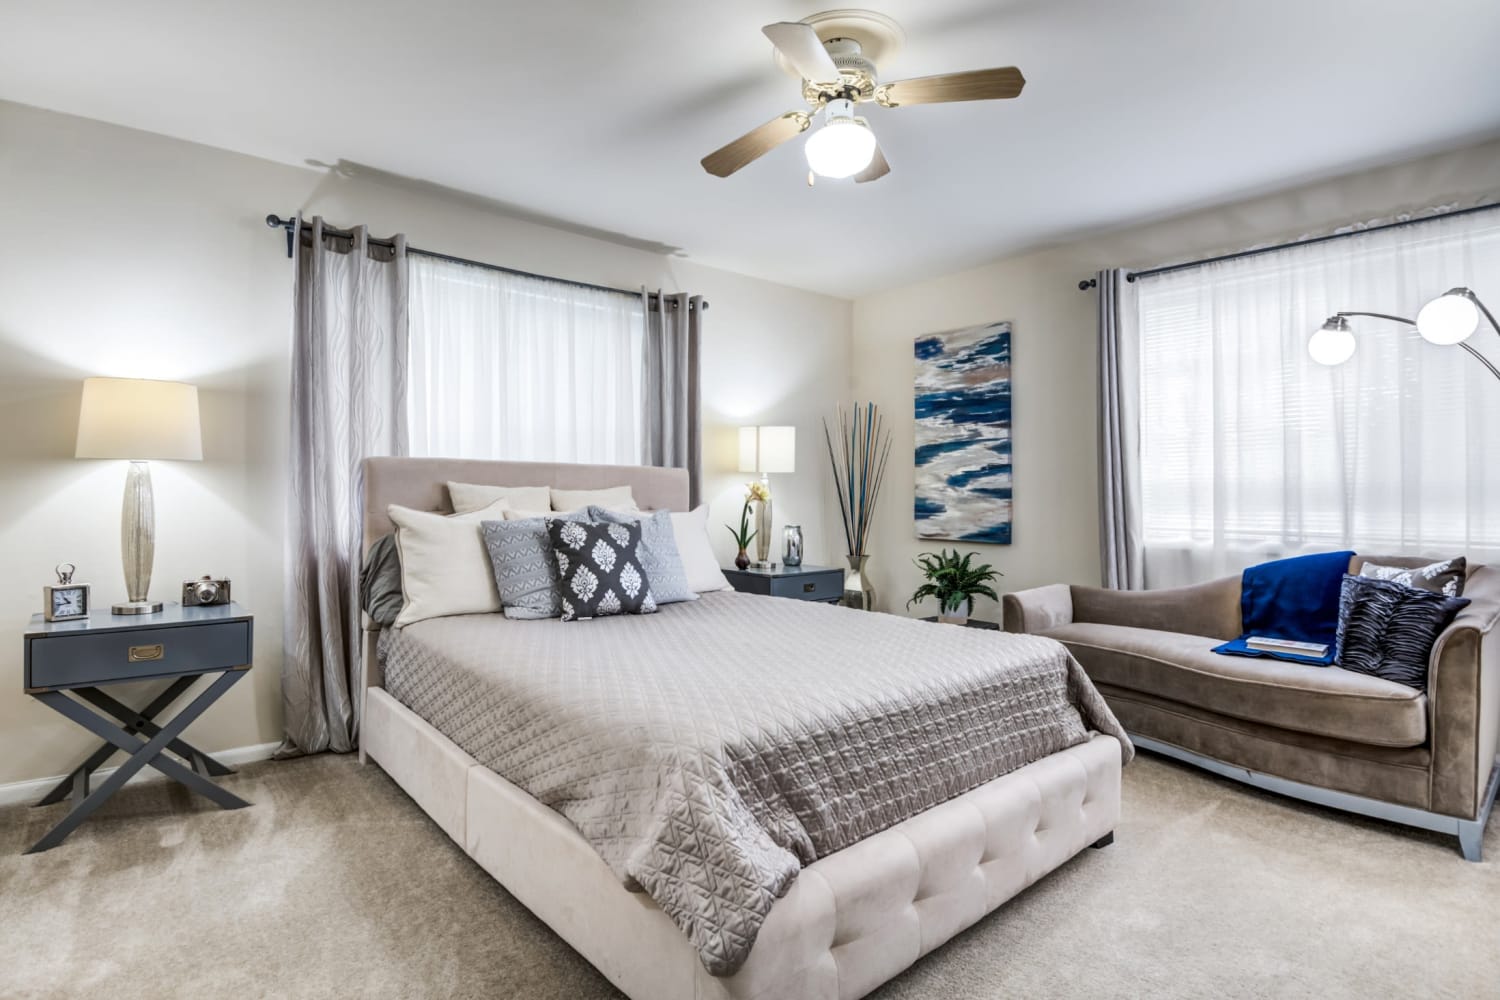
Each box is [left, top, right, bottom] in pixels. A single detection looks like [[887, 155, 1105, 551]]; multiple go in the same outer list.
[[722, 564, 844, 604], [22, 602, 254, 853]]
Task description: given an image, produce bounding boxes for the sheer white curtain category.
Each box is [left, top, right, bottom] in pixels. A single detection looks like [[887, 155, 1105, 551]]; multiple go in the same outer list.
[[407, 255, 645, 463], [1136, 209, 1500, 587]]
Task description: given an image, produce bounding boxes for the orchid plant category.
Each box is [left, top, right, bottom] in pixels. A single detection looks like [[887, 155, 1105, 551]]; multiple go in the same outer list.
[[726, 480, 768, 552]]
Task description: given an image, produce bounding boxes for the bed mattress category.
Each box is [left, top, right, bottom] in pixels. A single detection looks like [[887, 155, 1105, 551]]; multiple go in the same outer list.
[[379, 591, 1129, 976]]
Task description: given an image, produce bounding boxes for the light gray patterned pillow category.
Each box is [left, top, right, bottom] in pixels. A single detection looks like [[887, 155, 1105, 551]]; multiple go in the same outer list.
[[481, 510, 591, 620], [1358, 557, 1467, 597], [587, 506, 697, 605]]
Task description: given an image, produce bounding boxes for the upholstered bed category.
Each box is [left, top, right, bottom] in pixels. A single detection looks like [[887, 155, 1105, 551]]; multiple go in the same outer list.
[[358, 457, 1127, 1000]]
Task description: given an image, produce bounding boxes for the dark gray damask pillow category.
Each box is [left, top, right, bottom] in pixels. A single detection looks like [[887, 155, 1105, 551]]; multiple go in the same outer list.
[[1358, 557, 1467, 597], [586, 506, 696, 605], [360, 533, 404, 627], [547, 519, 657, 622], [1335, 575, 1470, 689]]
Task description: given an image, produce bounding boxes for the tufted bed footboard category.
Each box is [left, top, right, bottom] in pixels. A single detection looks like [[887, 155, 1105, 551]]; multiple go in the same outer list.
[[365, 686, 1122, 1000]]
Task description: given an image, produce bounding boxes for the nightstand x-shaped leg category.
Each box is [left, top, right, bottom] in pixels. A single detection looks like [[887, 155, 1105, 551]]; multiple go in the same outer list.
[[34, 675, 235, 807], [26, 669, 251, 853]]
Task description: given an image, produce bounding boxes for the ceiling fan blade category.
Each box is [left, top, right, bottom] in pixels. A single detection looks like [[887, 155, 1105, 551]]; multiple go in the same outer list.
[[877, 67, 1026, 107], [854, 144, 890, 184], [700, 111, 811, 177], [762, 21, 842, 83]]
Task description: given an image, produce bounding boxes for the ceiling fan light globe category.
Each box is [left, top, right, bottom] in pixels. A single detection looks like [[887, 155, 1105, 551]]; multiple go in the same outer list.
[[805, 120, 877, 179], [1416, 290, 1480, 345], [1308, 319, 1356, 366]]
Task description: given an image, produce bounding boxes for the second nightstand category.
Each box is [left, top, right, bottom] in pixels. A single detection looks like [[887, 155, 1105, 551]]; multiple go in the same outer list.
[[22, 602, 254, 854], [723, 564, 844, 604]]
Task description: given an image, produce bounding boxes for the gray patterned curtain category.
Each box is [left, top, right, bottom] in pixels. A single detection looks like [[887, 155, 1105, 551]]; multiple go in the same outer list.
[[641, 291, 703, 507], [1097, 268, 1144, 589], [280, 217, 408, 755]]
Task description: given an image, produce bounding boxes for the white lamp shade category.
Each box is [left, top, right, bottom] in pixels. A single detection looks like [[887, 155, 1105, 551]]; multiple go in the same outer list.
[[738, 425, 796, 475], [1415, 291, 1480, 346], [76, 377, 203, 461], [1308, 321, 1357, 366]]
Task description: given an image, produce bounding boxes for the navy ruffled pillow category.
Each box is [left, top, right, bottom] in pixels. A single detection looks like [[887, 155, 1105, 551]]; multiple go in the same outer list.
[[1334, 575, 1470, 689]]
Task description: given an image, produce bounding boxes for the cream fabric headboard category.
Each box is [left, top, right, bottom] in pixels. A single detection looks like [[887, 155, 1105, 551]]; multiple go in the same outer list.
[[361, 457, 692, 552], [359, 458, 691, 692]]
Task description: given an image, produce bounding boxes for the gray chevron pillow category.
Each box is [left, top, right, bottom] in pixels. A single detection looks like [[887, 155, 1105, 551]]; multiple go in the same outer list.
[[482, 511, 591, 620]]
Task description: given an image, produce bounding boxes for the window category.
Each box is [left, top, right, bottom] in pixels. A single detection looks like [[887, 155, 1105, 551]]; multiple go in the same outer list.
[[1135, 209, 1500, 586], [407, 255, 645, 464]]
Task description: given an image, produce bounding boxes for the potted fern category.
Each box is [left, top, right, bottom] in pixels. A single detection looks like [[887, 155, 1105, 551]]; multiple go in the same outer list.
[[906, 549, 1002, 624]]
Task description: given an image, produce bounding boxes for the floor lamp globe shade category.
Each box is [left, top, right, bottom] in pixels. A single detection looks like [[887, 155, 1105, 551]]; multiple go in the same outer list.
[[805, 119, 877, 178], [1416, 290, 1480, 346], [1308, 322, 1356, 366]]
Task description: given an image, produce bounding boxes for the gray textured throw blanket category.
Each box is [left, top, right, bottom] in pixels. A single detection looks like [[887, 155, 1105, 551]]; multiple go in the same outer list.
[[380, 591, 1129, 976]]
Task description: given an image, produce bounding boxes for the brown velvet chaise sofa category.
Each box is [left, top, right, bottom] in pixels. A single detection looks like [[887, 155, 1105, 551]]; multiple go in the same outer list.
[[1003, 555, 1500, 859]]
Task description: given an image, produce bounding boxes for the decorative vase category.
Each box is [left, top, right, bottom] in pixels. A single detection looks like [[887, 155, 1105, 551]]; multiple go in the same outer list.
[[753, 496, 773, 567], [843, 554, 875, 611], [783, 525, 804, 567], [735, 548, 751, 570]]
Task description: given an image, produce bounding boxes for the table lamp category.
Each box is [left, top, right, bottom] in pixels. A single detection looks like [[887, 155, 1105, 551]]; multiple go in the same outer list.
[[738, 425, 796, 568], [75, 377, 203, 614]]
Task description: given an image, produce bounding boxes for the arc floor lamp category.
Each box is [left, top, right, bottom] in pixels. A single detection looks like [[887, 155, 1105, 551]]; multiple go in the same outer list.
[[1309, 286, 1500, 381]]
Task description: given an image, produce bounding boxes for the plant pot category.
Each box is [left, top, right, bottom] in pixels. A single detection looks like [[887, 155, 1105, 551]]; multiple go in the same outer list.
[[735, 548, 751, 570], [937, 598, 973, 625]]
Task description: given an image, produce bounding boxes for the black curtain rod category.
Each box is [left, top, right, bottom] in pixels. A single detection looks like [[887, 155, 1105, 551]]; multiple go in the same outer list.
[[264, 215, 707, 309], [1076, 200, 1500, 291]]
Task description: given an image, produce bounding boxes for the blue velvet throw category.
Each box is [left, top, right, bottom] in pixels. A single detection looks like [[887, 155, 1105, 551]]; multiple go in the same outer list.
[[1212, 550, 1355, 666]]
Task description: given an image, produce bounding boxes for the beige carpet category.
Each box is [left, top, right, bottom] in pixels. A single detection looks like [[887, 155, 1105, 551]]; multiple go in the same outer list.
[[1, 751, 1496, 1000]]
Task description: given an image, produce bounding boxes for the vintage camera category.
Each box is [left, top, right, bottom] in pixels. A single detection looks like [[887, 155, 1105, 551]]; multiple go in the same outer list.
[[182, 576, 232, 607]]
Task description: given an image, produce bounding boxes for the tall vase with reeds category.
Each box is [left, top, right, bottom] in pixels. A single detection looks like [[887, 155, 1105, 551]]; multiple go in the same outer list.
[[824, 402, 893, 611]]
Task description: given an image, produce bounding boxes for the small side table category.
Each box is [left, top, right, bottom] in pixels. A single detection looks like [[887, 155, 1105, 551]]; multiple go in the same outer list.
[[918, 616, 1001, 630], [22, 602, 254, 854], [723, 564, 844, 605]]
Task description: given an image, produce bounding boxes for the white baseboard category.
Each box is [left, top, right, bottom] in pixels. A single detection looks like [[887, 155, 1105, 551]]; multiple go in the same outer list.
[[0, 740, 281, 808]]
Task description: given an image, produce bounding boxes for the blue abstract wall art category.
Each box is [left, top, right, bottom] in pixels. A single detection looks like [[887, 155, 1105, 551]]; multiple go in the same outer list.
[[913, 321, 1012, 545]]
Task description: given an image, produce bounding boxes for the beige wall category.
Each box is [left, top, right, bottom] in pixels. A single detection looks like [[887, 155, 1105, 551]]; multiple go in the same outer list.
[[851, 138, 1500, 622], [0, 101, 851, 787]]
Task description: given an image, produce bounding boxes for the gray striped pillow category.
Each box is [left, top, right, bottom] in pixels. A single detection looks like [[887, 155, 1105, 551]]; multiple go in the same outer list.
[[1335, 575, 1470, 689]]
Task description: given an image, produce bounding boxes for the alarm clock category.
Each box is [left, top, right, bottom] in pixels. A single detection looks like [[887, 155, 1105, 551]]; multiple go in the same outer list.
[[43, 563, 91, 622]]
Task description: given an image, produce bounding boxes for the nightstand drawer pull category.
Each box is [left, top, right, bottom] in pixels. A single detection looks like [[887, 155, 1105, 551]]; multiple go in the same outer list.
[[804, 583, 816, 593], [128, 644, 165, 662]]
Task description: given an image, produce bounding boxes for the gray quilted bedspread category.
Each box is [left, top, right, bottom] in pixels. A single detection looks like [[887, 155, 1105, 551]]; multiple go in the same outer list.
[[379, 591, 1130, 976]]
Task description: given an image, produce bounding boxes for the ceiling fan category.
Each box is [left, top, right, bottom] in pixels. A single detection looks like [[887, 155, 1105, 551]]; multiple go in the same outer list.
[[701, 10, 1026, 185]]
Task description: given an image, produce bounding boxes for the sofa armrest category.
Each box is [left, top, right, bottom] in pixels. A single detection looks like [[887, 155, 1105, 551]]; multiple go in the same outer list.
[[1003, 584, 1074, 634], [1069, 576, 1243, 641], [1428, 568, 1500, 818]]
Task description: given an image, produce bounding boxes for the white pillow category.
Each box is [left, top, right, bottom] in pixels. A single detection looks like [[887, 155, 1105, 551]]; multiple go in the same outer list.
[[670, 505, 732, 593], [551, 485, 638, 513], [390, 499, 510, 627], [501, 508, 558, 521], [448, 482, 552, 514]]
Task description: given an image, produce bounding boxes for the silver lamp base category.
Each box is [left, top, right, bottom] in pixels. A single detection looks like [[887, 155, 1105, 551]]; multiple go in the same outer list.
[[750, 560, 777, 570], [116, 460, 160, 618], [112, 599, 164, 616]]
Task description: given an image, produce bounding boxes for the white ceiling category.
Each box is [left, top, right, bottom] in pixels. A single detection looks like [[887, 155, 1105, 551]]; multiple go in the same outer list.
[[4, 0, 1499, 297]]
